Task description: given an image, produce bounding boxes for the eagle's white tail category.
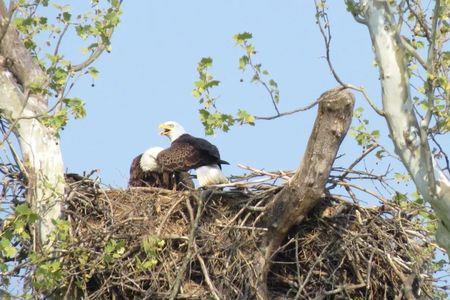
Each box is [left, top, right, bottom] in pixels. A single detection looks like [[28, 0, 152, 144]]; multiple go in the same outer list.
[[196, 164, 228, 187]]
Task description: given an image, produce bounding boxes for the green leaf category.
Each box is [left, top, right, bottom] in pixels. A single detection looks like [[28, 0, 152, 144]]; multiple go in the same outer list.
[[198, 57, 213, 69], [88, 67, 99, 79], [0, 238, 16, 258], [237, 109, 255, 125], [141, 258, 158, 270], [62, 12, 71, 22], [239, 55, 249, 70], [233, 32, 253, 44], [15, 204, 32, 216], [192, 90, 201, 98], [268, 79, 278, 88]]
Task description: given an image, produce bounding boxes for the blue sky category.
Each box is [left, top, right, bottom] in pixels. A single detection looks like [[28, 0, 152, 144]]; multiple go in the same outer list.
[[61, 1, 387, 187], [4, 0, 448, 294], [58, 0, 449, 200]]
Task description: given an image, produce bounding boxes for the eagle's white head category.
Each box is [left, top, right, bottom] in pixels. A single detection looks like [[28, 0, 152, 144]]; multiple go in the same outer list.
[[159, 121, 186, 142], [140, 146, 164, 172]]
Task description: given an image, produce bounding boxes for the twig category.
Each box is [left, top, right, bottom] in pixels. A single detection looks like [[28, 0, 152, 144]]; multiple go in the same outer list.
[[365, 249, 375, 299], [295, 243, 331, 298], [254, 98, 321, 120], [168, 195, 204, 300], [337, 181, 388, 203], [70, 45, 107, 72], [322, 283, 366, 295], [0, 0, 16, 44], [328, 143, 379, 190], [237, 164, 291, 181], [53, 22, 70, 57], [195, 248, 221, 300], [399, 36, 428, 70], [314, 1, 385, 116], [214, 224, 268, 232], [430, 134, 450, 175], [156, 197, 185, 235]]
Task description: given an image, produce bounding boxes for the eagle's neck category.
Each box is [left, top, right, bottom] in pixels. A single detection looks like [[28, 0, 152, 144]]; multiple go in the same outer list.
[[169, 128, 186, 142]]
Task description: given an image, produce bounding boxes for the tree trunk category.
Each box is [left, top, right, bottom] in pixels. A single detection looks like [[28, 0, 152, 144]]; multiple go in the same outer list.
[[255, 87, 355, 299], [0, 22, 65, 247], [361, 0, 450, 254]]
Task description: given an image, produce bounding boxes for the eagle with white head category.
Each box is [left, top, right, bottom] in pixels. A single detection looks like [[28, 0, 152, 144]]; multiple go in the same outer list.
[[157, 121, 229, 187], [128, 146, 193, 190]]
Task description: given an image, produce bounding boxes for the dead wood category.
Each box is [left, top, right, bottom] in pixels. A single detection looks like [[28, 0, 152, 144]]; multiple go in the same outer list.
[[255, 87, 355, 299]]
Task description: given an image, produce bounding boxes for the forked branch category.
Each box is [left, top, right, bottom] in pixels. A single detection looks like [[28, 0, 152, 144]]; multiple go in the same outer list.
[[254, 87, 355, 299]]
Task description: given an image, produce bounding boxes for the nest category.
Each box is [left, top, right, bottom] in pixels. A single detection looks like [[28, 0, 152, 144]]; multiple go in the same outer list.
[[58, 178, 440, 300]]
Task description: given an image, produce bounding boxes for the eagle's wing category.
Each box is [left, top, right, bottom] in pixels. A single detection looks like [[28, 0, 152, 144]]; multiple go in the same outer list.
[[128, 154, 161, 187], [156, 141, 214, 172], [181, 135, 229, 166], [129, 154, 145, 187], [184, 136, 221, 160]]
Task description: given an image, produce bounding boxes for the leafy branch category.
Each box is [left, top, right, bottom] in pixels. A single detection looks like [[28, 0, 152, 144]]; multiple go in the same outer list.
[[192, 32, 324, 134], [8, 0, 122, 133]]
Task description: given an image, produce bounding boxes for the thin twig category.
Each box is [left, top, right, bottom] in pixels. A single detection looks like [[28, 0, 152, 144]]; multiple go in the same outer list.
[[314, 0, 385, 116], [168, 195, 204, 300], [0, 0, 16, 44], [195, 248, 221, 300], [254, 98, 321, 120]]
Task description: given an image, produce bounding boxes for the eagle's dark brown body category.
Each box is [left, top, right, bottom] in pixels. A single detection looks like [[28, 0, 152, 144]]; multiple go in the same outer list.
[[156, 134, 229, 172], [128, 154, 193, 190]]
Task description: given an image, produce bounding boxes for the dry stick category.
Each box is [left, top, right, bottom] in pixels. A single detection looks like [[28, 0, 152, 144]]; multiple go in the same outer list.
[[294, 243, 331, 299], [195, 246, 221, 300], [314, 0, 385, 117], [365, 250, 376, 299], [254, 98, 322, 120], [168, 194, 204, 300], [255, 88, 355, 300], [336, 144, 379, 182], [386, 254, 416, 300], [156, 197, 185, 235], [237, 164, 292, 181]]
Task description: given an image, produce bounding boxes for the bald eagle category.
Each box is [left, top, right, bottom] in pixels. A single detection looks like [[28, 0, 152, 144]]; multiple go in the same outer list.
[[128, 147, 194, 190], [157, 121, 229, 187]]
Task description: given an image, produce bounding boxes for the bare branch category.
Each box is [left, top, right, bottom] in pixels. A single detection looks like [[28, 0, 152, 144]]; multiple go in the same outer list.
[[315, 0, 346, 87], [0, 1, 16, 45], [53, 22, 70, 57], [70, 45, 106, 73], [328, 143, 379, 190], [430, 134, 450, 176], [399, 36, 428, 71], [346, 84, 385, 116], [405, 0, 431, 41], [254, 98, 321, 120], [315, 0, 385, 116]]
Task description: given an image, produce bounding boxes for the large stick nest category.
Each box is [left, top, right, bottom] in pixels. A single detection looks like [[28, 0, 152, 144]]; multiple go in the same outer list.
[[59, 177, 440, 299]]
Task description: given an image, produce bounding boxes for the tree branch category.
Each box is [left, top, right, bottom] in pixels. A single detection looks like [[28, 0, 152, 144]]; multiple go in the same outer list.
[[0, 1, 16, 45], [399, 35, 428, 71], [361, 0, 450, 257], [315, 0, 385, 116], [0, 8, 47, 94], [254, 98, 321, 120], [254, 87, 355, 299]]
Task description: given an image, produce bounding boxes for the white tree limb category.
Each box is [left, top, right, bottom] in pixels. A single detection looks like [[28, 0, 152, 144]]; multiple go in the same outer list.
[[0, 69, 64, 247], [360, 0, 450, 254]]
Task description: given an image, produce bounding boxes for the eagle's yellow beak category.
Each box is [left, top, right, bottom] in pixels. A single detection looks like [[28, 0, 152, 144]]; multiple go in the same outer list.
[[159, 123, 171, 136]]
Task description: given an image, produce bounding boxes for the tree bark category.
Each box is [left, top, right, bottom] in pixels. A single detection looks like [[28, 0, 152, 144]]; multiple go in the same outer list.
[[360, 0, 450, 255], [0, 19, 64, 246], [255, 87, 355, 299]]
